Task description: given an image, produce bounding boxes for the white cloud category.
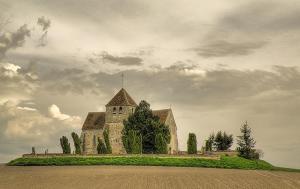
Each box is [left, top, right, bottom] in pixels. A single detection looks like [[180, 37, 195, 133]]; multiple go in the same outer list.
[[0, 62, 21, 77], [17, 106, 37, 111], [48, 104, 81, 128], [0, 101, 82, 162], [48, 104, 70, 120]]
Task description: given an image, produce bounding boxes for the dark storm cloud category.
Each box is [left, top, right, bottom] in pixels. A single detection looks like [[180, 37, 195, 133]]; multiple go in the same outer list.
[[195, 40, 266, 58], [34, 64, 300, 108], [89, 52, 143, 66], [0, 24, 30, 59]]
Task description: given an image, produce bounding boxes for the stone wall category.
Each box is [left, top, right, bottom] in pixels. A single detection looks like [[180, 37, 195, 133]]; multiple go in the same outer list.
[[165, 111, 179, 154], [105, 105, 135, 154], [105, 106, 135, 123], [106, 123, 126, 154], [81, 129, 104, 154]]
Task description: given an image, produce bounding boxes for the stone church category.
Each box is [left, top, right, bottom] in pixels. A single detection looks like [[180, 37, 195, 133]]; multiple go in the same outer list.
[[81, 88, 178, 154]]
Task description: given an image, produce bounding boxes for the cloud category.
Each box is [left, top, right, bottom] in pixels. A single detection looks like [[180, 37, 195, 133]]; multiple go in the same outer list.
[[37, 16, 51, 31], [195, 40, 266, 58], [0, 101, 82, 162], [48, 104, 70, 120], [0, 62, 38, 104], [89, 51, 143, 66], [49, 104, 81, 124], [0, 24, 30, 59], [37, 16, 51, 47], [194, 0, 300, 58]]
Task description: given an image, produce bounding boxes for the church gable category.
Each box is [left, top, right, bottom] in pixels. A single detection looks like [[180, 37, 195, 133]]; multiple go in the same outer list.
[[82, 112, 106, 130], [153, 109, 170, 123], [106, 88, 137, 107]]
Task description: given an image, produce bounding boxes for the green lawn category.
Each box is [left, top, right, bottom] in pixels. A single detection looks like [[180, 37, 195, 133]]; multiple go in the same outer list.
[[7, 155, 299, 172]]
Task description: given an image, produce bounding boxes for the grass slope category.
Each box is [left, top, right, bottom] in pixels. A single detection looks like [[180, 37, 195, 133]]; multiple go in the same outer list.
[[8, 155, 298, 172]]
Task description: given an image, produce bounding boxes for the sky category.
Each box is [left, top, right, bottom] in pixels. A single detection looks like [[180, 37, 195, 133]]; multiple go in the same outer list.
[[0, 0, 300, 168]]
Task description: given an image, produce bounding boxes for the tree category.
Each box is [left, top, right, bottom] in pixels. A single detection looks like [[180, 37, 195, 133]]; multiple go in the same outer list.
[[205, 133, 214, 152], [71, 132, 81, 154], [237, 121, 258, 159], [187, 133, 197, 154], [124, 130, 142, 154], [103, 128, 112, 154], [122, 100, 170, 154], [155, 133, 168, 154], [214, 131, 233, 151], [60, 136, 71, 154], [31, 147, 36, 155], [97, 138, 107, 154]]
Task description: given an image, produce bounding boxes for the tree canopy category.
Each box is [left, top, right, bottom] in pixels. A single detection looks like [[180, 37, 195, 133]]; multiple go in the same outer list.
[[214, 131, 233, 151], [71, 132, 81, 154], [60, 136, 71, 154], [122, 100, 170, 154], [237, 121, 258, 159], [103, 128, 112, 154], [97, 138, 107, 154], [187, 133, 197, 154]]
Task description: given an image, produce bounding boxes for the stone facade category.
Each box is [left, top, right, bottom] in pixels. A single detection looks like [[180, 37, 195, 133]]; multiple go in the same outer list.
[[81, 88, 179, 154]]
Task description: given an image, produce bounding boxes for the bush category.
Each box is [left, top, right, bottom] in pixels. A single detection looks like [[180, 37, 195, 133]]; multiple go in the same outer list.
[[187, 133, 197, 154]]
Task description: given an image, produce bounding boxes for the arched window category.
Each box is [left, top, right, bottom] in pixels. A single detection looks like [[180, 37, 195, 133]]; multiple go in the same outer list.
[[119, 106, 123, 114], [113, 107, 117, 114]]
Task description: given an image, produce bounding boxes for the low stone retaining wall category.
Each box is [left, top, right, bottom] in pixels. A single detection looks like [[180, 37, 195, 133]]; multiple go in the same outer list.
[[22, 153, 220, 160]]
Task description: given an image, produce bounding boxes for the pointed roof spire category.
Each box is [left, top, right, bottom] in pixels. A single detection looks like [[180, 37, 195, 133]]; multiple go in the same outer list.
[[106, 88, 137, 107]]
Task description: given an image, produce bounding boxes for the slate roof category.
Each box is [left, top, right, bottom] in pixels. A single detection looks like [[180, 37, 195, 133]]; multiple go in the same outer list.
[[82, 112, 106, 130], [153, 109, 170, 123], [106, 88, 137, 107]]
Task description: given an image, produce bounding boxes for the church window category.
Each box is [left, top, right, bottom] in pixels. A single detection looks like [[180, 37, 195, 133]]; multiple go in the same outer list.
[[93, 135, 96, 146], [119, 107, 123, 114], [113, 107, 117, 114]]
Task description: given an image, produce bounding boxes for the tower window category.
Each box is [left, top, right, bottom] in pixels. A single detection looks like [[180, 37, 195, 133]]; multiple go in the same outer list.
[[119, 107, 123, 114], [113, 107, 117, 114]]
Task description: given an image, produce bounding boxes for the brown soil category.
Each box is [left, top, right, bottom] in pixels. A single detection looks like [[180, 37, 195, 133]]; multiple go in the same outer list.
[[0, 165, 299, 189]]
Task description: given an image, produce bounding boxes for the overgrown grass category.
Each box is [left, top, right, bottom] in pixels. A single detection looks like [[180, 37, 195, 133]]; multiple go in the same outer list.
[[7, 156, 299, 172]]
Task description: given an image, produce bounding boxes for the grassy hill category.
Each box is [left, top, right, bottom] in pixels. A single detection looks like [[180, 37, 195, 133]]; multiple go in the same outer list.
[[7, 155, 300, 172]]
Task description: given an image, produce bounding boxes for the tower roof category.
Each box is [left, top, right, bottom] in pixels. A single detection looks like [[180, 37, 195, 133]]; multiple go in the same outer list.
[[106, 88, 137, 107]]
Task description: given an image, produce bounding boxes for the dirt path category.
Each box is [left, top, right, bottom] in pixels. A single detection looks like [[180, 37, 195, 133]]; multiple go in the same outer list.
[[0, 165, 299, 189]]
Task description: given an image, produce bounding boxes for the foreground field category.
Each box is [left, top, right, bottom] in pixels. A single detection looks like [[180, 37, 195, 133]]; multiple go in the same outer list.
[[8, 155, 300, 172], [1, 164, 300, 189]]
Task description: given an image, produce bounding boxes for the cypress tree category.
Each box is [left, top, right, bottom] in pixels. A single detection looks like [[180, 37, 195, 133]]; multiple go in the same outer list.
[[71, 132, 82, 154], [60, 136, 71, 154], [97, 138, 107, 154], [155, 133, 168, 154], [125, 130, 142, 154], [103, 128, 112, 154], [187, 133, 197, 154]]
